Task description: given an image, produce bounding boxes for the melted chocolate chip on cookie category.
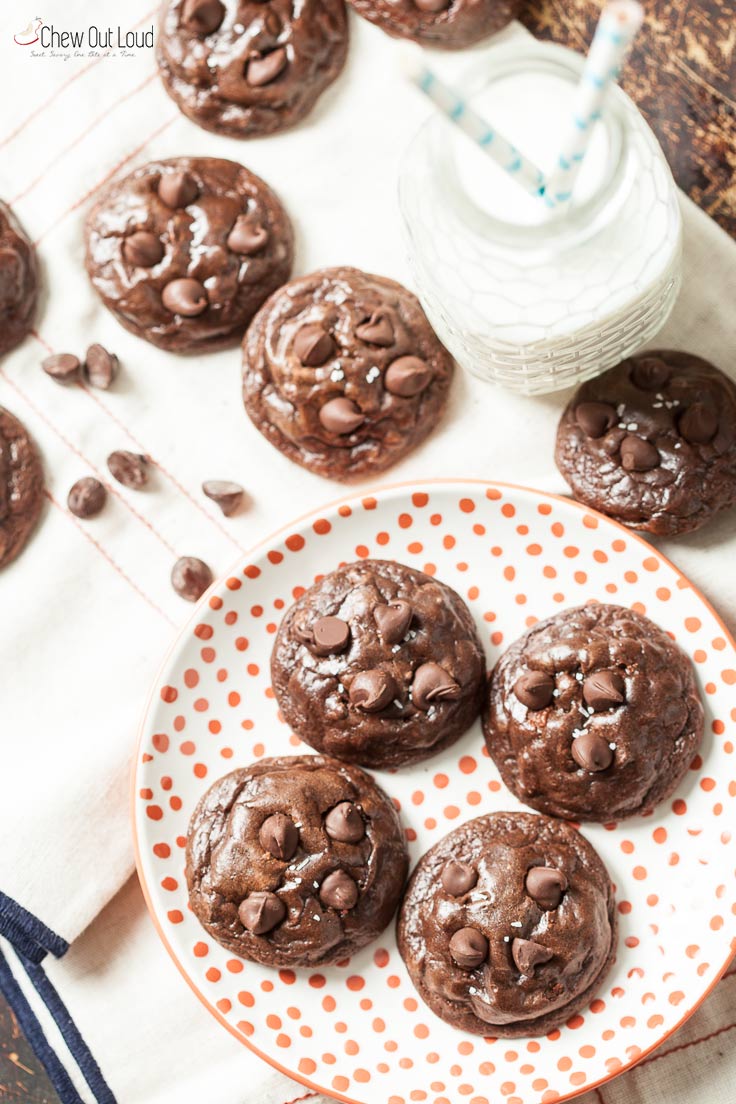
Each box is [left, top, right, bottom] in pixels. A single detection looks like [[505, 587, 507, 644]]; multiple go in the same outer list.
[[156, 0, 348, 139], [484, 603, 703, 821], [398, 812, 617, 1037], [556, 350, 736, 535], [85, 157, 293, 353], [242, 267, 453, 481], [348, 0, 522, 49], [186, 755, 408, 967], [271, 559, 485, 768]]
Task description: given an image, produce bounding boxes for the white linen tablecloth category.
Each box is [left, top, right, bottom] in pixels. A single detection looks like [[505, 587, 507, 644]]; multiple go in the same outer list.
[[0, 3, 734, 1101]]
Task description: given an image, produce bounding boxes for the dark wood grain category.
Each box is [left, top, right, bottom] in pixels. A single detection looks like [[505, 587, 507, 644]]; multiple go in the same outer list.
[[0, 994, 57, 1103], [521, 0, 736, 238]]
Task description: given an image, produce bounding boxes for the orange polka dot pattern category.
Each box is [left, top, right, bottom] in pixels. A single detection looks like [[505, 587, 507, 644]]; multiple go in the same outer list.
[[136, 483, 736, 1104]]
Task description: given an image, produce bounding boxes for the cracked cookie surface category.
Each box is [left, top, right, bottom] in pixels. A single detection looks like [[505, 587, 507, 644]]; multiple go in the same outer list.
[[271, 559, 485, 768], [186, 754, 408, 966], [483, 603, 704, 822], [398, 811, 617, 1036]]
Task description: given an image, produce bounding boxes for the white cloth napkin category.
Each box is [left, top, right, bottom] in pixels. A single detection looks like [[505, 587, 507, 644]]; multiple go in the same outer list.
[[1, 3, 734, 1101]]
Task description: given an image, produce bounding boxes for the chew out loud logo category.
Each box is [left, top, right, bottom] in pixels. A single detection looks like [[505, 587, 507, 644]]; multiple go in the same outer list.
[[14, 18, 154, 49]]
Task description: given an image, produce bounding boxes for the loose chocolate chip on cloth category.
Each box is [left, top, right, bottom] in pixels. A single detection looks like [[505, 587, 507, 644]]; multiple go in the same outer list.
[[270, 558, 485, 769], [84, 156, 293, 353], [555, 350, 736, 535], [483, 602, 704, 822], [0, 407, 44, 567], [186, 755, 408, 966], [242, 267, 454, 480], [42, 353, 81, 383], [0, 202, 37, 358], [398, 812, 617, 1036], [156, 0, 349, 139], [348, 0, 521, 48], [67, 477, 107, 520], [171, 555, 213, 601]]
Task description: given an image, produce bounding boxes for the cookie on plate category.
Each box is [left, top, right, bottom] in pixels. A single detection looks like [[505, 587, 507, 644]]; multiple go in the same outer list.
[[0, 407, 44, 568], [348, 0, 520, 48], [271, 559, 485, 769], [398, 812, 617, 1036], [555, 350, 736, 536], [242, 267, 454, 480], [0, 202, 37, 358], [483, 603, 704, 822], [84, 156, 293, 353], [156, 0, 349, 138], [186, 755, 408, 967]]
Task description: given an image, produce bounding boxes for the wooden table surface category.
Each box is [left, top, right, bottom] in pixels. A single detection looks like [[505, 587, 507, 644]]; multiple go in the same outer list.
[[2, 2, 734, 1101]]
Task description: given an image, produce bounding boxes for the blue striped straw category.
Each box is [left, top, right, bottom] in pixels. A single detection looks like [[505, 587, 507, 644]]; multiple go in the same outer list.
[[401, 50, 547, 201], [544, 0, 644, 208]]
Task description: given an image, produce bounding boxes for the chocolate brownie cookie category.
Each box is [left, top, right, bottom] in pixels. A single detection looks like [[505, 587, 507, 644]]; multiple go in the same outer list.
[[348, 0, 521, 49], [484, 603, 704, 822], [84, 156, 293, 353], [398, 812, 617, 1036], [242, 267, 454, 480], [0, 202, 37, 358], [556, 350, 736, 536], [271, 559, 485, 769], [186, 755, 408, 966], [0, 407, 44, 568], [156, 0, 348, 138]]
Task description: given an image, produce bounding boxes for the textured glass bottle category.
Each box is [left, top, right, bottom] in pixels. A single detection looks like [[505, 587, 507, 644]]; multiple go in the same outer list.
[[399, 41, 682, 395]]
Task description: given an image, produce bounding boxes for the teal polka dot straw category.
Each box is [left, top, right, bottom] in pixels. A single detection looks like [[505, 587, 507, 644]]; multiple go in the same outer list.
[[543, 0, 644, 208], [401, 48, 547, 201]]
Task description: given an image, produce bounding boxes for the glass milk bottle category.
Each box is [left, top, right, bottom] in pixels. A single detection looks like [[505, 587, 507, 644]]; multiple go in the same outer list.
[[398, 40, 682, 395]]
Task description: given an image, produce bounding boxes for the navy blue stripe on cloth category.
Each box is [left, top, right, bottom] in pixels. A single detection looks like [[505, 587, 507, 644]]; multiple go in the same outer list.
[[0, 890, 69, 960], [0, 944, 85, 1104], [23, 955, 117, 1104]]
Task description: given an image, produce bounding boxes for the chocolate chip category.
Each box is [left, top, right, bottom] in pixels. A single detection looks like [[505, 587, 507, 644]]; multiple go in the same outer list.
[[171, 556, 213, 602], [319, 397, 365, 435], [355, 309, 394, 347], [162, 278, 208, 317], [385, 356, 433, 397], [511, 937, 553, 974], [513, 670, 554, 710], [373, 600, 413, 645], [349, 669, 397, 712], [449, 927, 488, 970], [227, 214, 268, 255], [42, 353, 80, 383], [575, 401, 617, 438], [67, 477, 106, 518], [583, 669, 625, 711], [293, 323, 335, 367], [620, 435, 660, 472], [525, 866, 568, 910], [107, 450, 149, 490], [84, 344, 119, 390], [414, 0, 450, 8], [123, 230, 164, 268], [412, 662, 461, 709], [571, 730, 614, 772], [202, 480, 244, 516], [319, 869, 359, 910], [238, 891, 286, 935], [325, 802, 365, 844], [630, 355, 671, 390], [259, 813, 299, 861], [679, 403, 719, 445], [441, 860, 477, 896], [312, 615, 350, 656], [158, 170, 198, 209], [246, 47, 287, 87], [181, 0, 225, 34]]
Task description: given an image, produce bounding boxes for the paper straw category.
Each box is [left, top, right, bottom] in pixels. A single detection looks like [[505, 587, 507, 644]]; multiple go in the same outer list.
[[401, 48, 546, 201], [545, 0, 644, 207]]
